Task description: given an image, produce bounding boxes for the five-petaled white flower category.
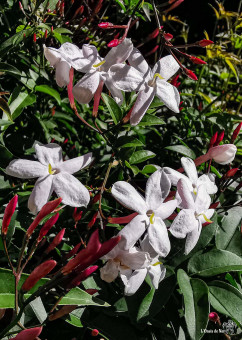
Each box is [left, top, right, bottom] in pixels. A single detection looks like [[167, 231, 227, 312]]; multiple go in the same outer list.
[[44, 42, 98, 87], [108, 48, 180, 125], [111, 170, 177, 257], [6, 143, 92, 214], [72, 38, 133, 105], [169, 178, 215, 255]]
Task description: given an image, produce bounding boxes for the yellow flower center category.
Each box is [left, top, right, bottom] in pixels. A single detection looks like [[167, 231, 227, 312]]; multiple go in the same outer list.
[[152, 261, 162, 266], [93, 60, 106, 68], [48, 164, 56, 175], [153, 73, 164, 80], [198, 213, 212, 223]]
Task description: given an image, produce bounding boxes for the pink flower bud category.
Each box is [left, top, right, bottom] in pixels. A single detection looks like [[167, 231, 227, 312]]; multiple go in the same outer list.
[[214, 130, 224, 146], [209, 312, 220, 323], [91, 329, 99, 337], [145, 45, 159, 57], [107, 39, 120, 47], [170, 74, 181, 88], [231, 122, 242, 143], [51, 26, 54, 32], [88, 211, 98, 229], [164, 33, 173, 41], [210, 202, 220, 209], [45, 228, 65, 254], [209, 131, 218, 148], [38, 213, 59, 242], [33, 33, 36, 43], [164, 0, 184, 14], [184, 69, 198, 81], [73, 208, 83, 222], [27, 198, 62, 237], [67, 265, 98, 289], [148, 27, 161, 40], [12, 327, 43, 340], [44, 29, 48, 39], [92, 193, 101, 204], [19, 1, 23, 11], [98, 22, 113, 28], [224, 168, 239, 178], [65, 242, 82, 259], [190, 56, 207, 65], [21, 260, 56, 291], [208, 144, 237, 165], [108, 212, 138, 225], [198, 39, 214, 47], [2, 195, 18, 236]]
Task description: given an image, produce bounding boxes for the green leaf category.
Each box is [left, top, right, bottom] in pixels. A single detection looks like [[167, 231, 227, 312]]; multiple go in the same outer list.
[[60, 288, 110, 307], [101, 93, 122, 124], [0, 144, 13, 168], [35, 85, 61, 105], [138, 114, 165, 126], [0, 98, 12, 121], [225, 58, 239, 82], [0, 119, 14, 127], [125, 160, 139, 176], [0, 62, 22, 77], [188, 249, 242, 277], [129, 150, 155, 164], [29, 297, 47, 323], [165, 145, 196, 159], [177, 269, 209, 340], [208, 280, 242, 324], [65, 308, 83, 327], [215, 207, 242, 256], [10, 92, 36, 120], [53, 28, 73, 34], [140, 164, 158, 174], [116, 136, 145, 148], [136, 279, 155, 322]]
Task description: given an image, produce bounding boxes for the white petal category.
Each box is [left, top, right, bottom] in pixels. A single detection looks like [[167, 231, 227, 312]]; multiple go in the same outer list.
[[57, 153, 92, 174], [71, 44, 98, 72], [105, 77, 124, 105], [128, 48, 150, 76], [55, 60, 71, 87], [197, 174, 217, 195], [208, 144, 237, 165], [118, 214, 148, 250], [53, 172, 90, 207], [195, 185, 211, 213], [124, 268, 147, 295], [155, 80, 180, 113], [184, 221, 202, 255], [177, 179, 195, 210], [148, 218, 170, 257], [35, 143, 63, 167], [6, 160, 48, 179], [163, 167, 191, 188], [152, 55, 180, 81], [169, 209, 197, 238], [198, 209, 215, 224], [140, 234, 159, 258], [72, 71, 100, 104], [44, 45, 61, 66], [111, 181, 147, 214], [145, 170, 171, 210], [28, 175, 53, 214], [181, 157, 198, 185], [100, 260, 119, 283], [59, 42, 82, 59], [103, 38, 133, 71], [154, 199, 177, 220], [108, 64, 145, 92], [130, 85, 155, 126], [149, 264, 166, 289], [121, 248, 149, 270]]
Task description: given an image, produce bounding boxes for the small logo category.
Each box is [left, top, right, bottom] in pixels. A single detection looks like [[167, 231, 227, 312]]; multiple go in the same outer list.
[[222, 320, 237, 335]]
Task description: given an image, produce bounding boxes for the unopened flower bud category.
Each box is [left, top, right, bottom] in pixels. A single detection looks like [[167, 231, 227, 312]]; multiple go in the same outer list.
[[209, 312, 220, 323], [2, 195, 18, 236], [88, 212, 98, 229], [67, 265, 98, 289], [51, 26, 53, 32], [164, 33, 173, 40], [231, 122, 242, 143], [91, 329, 99, 337], [73, 208, 83, 222], [108, 39, 120, 47], [209, 131, 218, 148], [21, 260, 56, 291], [170, 74, 181, 88], [44, 29, 48, 39], [12, 327, 43, 340], [224, 168, 239, 178], [198, 39, 214, 47], [148, 27, 162, 40], [190, 56, 207, 65], [33, 33, 36, 43], [85, 288, 98, 295], [65, 242, 82, 259], [45, 228, 65, 254], [98, 22, 113, 28], [38, 213, 59, 242], [184, 68, 198, 81], [145, 45, 159, 57], [92, 194, 100, 204], [214, 130, 224, 146], [208, 144, 237, 165]]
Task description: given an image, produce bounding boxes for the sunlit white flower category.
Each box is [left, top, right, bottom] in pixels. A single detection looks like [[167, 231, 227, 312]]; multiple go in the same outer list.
[[44, 42, 98, 87], [169, 178, 215, 254], [108, 48, 180, 125], [111, 170, 177, 257], [194, 144, 237, 167], [72, 39, 133, 105], [6, 143, 92, 214]]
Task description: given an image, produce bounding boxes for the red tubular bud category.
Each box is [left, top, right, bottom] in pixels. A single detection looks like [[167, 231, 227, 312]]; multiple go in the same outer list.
[[225, 168, 239, 178], [231, 122, 242, 143], [184, 68, 198, 81], [45, 228, 65, 254], [92, 194, 101, 204], [198, 39, 214, 47], [85, 288, 98, 295], [65, 242, 82, 259], [214, 130, 225, 146], [108, 213, 138, 224], [49, 305, 77, 321], [38, 213, 59, 242], [63, 138, 68, 144], [12, 327, 43, 340], [88, 212, 98, 229], [51, 26, 54, 32], [94, 0, 103, 14], [67, 265, 98, 289], [44, 29, 48, 39], [67, 67, 75, 109], [147, 27, 162, 40], [164, 33, 173, 41], [19, 1, 23, 11], [91, 329, 99, 337], [145, 45, 159, 57], [170, 74, 181, 88], [2, 195, 18, 236], [98, 22, 113, 28], [190, 56, 207, 65], [107, 39, 120, 48], [73, 208, 83, 222], [21, 260, 56, 291], [47, 8, 51, 13], [209, 131, 218, 148], [26, 198, 62, 237], [33, 33, 36, 43], [210, 202, 220, 209], [209, 312, 220, 323], [164, 0, 184, 14]]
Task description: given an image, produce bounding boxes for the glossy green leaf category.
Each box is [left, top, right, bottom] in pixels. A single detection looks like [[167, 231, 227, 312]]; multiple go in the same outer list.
[[138, 113, 165, 126], [208, 280, 242, 324], [188, 249, 242, 277], [129, 150, 155, 164], [125, 160, 139, 176], [165, 145, 196, 159], [65, 308, 83, 327], [10, 92, 36, 120], [35, 85, 61, 105], [101, 93, 122, 124], [116, 136, 145, 148], [53, 28, 73, 34], [177, 269, 209, 340], [0, 144, 13, 168], [0, 62, 22, 77], [0, 98, 12, 121], [0, 119, 14, 127], [60, 288, 110, 307]]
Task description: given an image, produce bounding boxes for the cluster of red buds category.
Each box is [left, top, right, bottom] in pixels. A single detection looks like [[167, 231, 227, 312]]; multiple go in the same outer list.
[[98, 19, 132, 48]]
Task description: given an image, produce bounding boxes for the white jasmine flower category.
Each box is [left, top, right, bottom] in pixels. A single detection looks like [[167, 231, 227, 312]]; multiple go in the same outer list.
[[169, 178, 215, 255], [111, 170, 177, 257], [72, 38, 133, 105], [6, 143, 92, 214], [108, 48, 180, 125], [44, 42, 98, 87]]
